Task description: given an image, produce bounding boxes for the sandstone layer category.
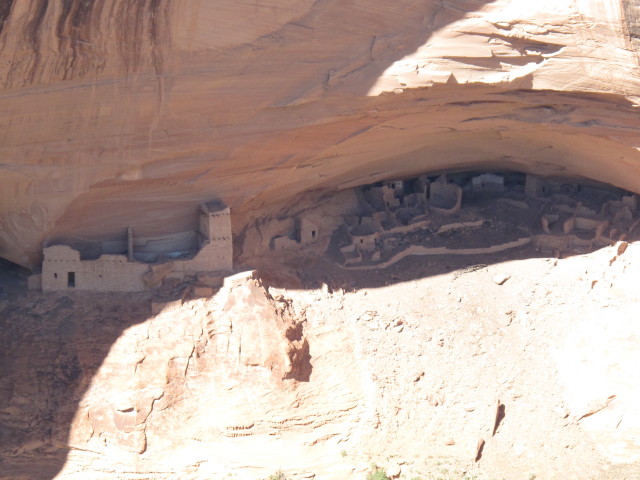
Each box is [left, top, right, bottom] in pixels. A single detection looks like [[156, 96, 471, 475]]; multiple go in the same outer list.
[[2, 242, 640, 479], [1, 0, 640, 268]]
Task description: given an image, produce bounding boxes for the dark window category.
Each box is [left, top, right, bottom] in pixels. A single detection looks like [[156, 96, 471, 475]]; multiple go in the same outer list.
[[67, 272, 75, 288], [311, 230, 317, 239], [54, 273, 58, 279]]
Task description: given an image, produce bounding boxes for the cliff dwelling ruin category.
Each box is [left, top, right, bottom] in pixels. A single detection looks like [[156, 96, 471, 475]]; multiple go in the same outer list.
[[265, 171, 639, 274], [33, 201, 232, 293], [13, 169, 636, 297], [334, 172, 639, 269], [3, 0, 640, 479]]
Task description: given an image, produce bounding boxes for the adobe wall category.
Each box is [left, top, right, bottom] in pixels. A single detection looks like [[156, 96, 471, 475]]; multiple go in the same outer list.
[[207, 210, 232, 241], [343, 237, 532, 271], [429, 184, 462, 215], [435, 219, 484, 234], [299, 219, 319, 244], [403, 192, 426, 208], [42, 245, 149, 292], [382, 218, 431, 235], [40, 201, 234, 293], [180, 203, 233, 273], [381, 186, 400, 209], [352, 232, 379, 252], [174, 240, 233, 273]]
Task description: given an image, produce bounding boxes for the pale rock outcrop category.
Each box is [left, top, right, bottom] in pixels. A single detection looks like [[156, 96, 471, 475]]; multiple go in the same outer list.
[[3, 248, 640, 479], [52, 271, 362, 479]]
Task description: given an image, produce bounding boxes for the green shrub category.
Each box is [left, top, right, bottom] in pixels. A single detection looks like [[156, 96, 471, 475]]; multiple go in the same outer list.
[[265, 471, 289, 480], [366, 467, 390, 480]]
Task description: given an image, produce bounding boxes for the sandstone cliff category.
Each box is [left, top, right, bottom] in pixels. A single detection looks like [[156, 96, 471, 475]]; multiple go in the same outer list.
[[1, 0, 640, 268], [3, 244, 640, 479]]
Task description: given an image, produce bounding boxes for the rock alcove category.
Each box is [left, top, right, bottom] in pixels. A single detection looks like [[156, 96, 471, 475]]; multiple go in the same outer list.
[[241, 169, 639, 281], [2, 0, 640, 478]]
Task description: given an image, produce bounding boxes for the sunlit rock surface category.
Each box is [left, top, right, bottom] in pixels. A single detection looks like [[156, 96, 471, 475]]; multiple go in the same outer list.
[[1, 0, 640, 269], [3, 243, 640, 480]]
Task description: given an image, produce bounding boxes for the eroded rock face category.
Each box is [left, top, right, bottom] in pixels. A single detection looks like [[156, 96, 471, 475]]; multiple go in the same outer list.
[[0, 270, 347, 479], [57, 272, 360, 479], [4, 245, 640, 479], [1, 0, 640, 270], [68, 272, 308, 453]]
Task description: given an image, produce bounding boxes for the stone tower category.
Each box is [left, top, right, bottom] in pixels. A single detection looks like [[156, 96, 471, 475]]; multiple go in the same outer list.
[[198, 201, 233, 271]]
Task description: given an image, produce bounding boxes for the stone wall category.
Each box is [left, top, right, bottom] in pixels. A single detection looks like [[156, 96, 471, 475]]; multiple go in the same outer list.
[[173, 240, 233, 273], [42, 245, 149, 293], [299, 218, 319, 244], [41, 202, 233, 292]]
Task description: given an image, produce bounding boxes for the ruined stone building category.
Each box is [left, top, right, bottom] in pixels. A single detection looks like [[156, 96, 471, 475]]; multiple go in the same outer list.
[[173, 201, 233, 274], [298, 218, 319, 244], [271, 217, 320, 251], [40, 245, 150, 293], [40, 201, 233, 292], [331, 171, 640, 269]]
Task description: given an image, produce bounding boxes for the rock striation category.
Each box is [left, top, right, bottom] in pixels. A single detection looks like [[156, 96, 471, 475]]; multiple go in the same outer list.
[[0, 0, 640, 267], [0, 0, 640, 270]]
